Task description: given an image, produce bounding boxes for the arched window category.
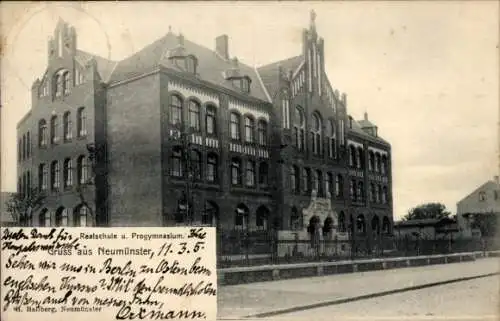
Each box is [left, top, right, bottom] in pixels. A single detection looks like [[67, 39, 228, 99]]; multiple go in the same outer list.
[[370, 183, 376, 203], [190, 150, 202, 180], [74, 206, 89, 227], [231, 158, 241, 185], [245, 160, 256, 187], [205, 105, 217, 135], [357, 215, 366, 235], [302, 168, 310, 193], [55, 73, 63, 97], [39, 208, 50, 227], [170, 95, 183, 125], [171, 147, 183, 177], [312, 170, 319, 192], [378, 184, 383, 204], [22, 135, 26, 160], [202, 201, 218, 227], [206, 153, 218, 182], [357, 148, 364, 169], [256, 206, 270, 230], [63, 158, 73, 188], [349, 145, 356, 167], [39, 119, 48, 147], [335, 174, 343, 198], [50, 115, 59, 144], [357, 182, 364, 202], [63, 71, 71, 94], [375, 184, 380, 203], [372, 216, 380, 235], [50, 160, 60, 191], [230, 112, 240, 140], [77, 107, 87, 137], [375, 153, 381, 173], [244, 116, 254, 143], [328, 120, 336, 159], [26, 132, 31, 158], [290, 207, 302, 230], [311, 113, 322, 155], [77, 155, 90, 184], [382, 217, 391, 235], [258, 162, 268, 186], [338, 211, 346, 232], [188, 100, 201, 131], [291, 166, 300, 193], [369, 151, 375, 171], [39, 163, 48, 191], [326, 172, 333, 196], [63, 111, 72, 141], [257, 120, 267, 146], [55, 207, 68, 227], [383, 186, 388, 204], [294, 106, 305, 150], [381, 155, 388, 175], [235, 204, 249, 229], [350, 179, 356, 201]]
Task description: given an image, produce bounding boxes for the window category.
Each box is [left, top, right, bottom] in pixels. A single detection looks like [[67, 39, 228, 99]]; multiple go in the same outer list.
[[350, 179, 356, 201], [294, 107, 305, 151], [290, 207, 302, 230], [312, 170, 320, 195], [375, 184, 380, 203], [302, 168, 310, 193], [328, 120, 336, 159], [50, 115, 59, 144], [51, 160, 60, 191], [356, 148, 363, 169], [55, 74, 63, 97], [256, 207, 269, 230], [55, 207, 68, 227], [18, 139, 22, 162], [39, 119, 48, 147], [494, 190, 499, 200], [190, 150, 202, 180], [39, 163, 48, 191], [357, 182, 364, 202], [188, 100, 201, 131], [245, 160, 256, 187], [381, 155, 387, 174], [63, 111, 72, 141], [370, 183, 376, 203], [375, 153, 381, 173], [77, 155, 90, 184], [258, 162, 268, 186], [63, 158, 73, 188], [241, 78, 250, 93], [291, 166, 300, 193], [349, 145, 356, 167], [39, 209, 50, 227], [231, 158, 241, 185], [207, 153, 218, 183], [170, 95, 183, 125], [244, 116, 254, 143], [335, 175, 343, 198], [206, 105, 217, 135], [235, 205, 249, 229], [281, 97, 290, 128], [479, 191, 486, 201], [171, 147, 183, 177], [186, 56, 197, 74], [63, 71, 71, 94], [202, 201, 218, 226], [326, 173, 333, 196], [75, 206, 88, 227], [26, 132, 31, 158], [382, 186, 388, 204], [230, 112, 241, 140], [77, 107, 87, 137], [369, 152, 374, 171], [311, 113, 322, 155], [257, 120, 267, 145]]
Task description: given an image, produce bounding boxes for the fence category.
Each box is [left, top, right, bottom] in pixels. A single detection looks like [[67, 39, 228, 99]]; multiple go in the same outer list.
[[216, 229, 499, 268]]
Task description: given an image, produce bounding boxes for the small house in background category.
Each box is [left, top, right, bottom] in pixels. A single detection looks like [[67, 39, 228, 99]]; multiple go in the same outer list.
[[393, 217, 460, 241], [456, 176, 500, 238], [1, 192, 17, 227]]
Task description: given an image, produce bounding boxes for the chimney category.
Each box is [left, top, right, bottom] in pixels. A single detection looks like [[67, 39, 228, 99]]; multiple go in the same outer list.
[[494, 176, 499, 185], [364, 112, 368, 121], [216, 35, 229, 60]]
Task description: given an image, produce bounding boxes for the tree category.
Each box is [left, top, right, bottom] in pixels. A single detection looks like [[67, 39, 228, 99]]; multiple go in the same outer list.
[[5, 187, 46, 226], [403, 202, 451, 221]]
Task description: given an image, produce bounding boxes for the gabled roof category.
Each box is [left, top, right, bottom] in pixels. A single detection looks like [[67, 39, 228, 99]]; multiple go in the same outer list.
[[257, 55, 304, 98], [107, 32, 270, 102], [457, 180, 500, 205], [75, 50, 117, 83]]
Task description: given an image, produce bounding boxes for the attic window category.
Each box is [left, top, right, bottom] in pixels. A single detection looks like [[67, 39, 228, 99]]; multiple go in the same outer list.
[[185, 56, 197, 74], [479, 191, 486, 201], [233, 77, 251, 93]]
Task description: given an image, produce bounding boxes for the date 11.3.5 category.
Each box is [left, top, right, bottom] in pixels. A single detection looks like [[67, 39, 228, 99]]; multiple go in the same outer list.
[[156, 241, 205, 256]]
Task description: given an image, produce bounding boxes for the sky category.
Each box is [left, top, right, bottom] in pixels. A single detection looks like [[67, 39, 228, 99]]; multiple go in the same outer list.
[[1, 2, 498, 220]]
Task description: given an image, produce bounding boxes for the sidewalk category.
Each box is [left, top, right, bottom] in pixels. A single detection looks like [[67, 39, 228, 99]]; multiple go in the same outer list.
[[217, 257, 499, 319]]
